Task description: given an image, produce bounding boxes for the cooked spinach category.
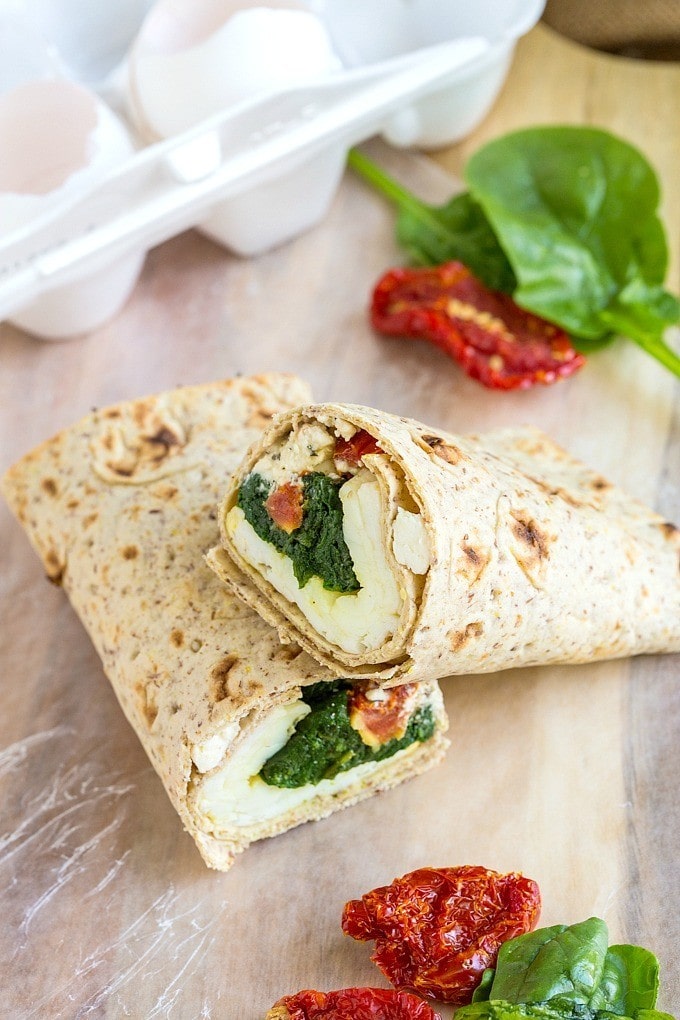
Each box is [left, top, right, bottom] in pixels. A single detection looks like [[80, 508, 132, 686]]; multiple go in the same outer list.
[[238, 471, 359, 593], [348, 128, 680, 379], [459, 918, 673, 1020], [259, 680, 435, 788]]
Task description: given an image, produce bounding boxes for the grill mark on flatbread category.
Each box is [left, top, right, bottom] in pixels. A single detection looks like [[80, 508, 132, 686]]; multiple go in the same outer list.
[[508, 510, 553, 588], [210, 656, 240, 704], [510, 512, 551, 561], [41, 477, 59, 497], [449, 620, 484, 652], [417, 433, 465, 466], [90, 402, 191, 484], [658, 521, 680, 573], [240, 379, 290, 429], [458, 540, 492, 585], [45, 548, 65, 585], [271, 642, 305, 663]]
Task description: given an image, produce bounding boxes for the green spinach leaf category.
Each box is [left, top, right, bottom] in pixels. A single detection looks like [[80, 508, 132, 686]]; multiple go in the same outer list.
[[592, 945, 660, 1014], [464, 126, 680, 373], [459, 917, 673, 1020], [487, 919, 609, 1006], [238, 471, 359, 593]]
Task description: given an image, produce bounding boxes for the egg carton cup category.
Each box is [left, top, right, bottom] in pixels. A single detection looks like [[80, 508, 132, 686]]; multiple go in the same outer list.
[[0, 0, 544, 340]]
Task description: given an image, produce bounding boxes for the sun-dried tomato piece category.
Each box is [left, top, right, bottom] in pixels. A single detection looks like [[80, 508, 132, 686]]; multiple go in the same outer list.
[[342, 865, 541, 1005], [348, 684, 418, 748], [334, 430, 383, 470], [265, 481, 304, 533], [371, 262, 585, 391], [266, 986, 441, 1020]]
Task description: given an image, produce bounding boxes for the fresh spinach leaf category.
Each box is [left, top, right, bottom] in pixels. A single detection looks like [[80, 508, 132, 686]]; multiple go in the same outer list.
[[238, 471, 359, 593], [473, 969, 497, 1003], [464, 127, 680, 374], [460, 917, 673, 1020], [488, 919, 609, 1006], [259, 681, 435, 788], [592, 945, 660, 1014]]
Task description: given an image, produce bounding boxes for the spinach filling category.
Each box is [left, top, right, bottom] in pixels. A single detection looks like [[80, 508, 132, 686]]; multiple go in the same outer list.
[[238, 471, 359, 593], [259, 680, 435, 789]]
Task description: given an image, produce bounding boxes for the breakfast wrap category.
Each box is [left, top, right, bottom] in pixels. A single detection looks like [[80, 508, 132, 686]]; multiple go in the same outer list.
[[1, 379, 448, 871], [210, 402, 680, 686]]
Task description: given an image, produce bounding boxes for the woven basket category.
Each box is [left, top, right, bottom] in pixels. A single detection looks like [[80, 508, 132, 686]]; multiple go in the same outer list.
[[542, 0, 680, 60]]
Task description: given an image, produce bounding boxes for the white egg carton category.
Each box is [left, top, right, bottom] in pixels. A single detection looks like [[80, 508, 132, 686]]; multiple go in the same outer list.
[[0, 0, 545, 340]]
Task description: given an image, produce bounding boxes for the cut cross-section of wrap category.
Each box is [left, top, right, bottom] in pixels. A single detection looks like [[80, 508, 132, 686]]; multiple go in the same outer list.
[[209, 402, 680, 685], [1, 379, 448, 871]]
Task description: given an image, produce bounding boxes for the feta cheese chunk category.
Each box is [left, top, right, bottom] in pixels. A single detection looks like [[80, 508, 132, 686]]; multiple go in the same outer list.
[[255, 422, 336, 483], [192, 721, 241, 773], [393, 507, 430, 575]]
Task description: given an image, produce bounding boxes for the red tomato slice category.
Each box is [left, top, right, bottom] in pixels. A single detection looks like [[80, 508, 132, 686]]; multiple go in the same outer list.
[[265, 481, 304, 533], [334, 430, 382, 469], [342, 865, 541, 1005], [371, 261, 585, 391], [348, 684, 418, 748], [267, 986, 441, 1020]]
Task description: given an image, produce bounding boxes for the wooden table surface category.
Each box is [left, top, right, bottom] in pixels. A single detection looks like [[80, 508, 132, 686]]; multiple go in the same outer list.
[[1, 23, 679, 1019]]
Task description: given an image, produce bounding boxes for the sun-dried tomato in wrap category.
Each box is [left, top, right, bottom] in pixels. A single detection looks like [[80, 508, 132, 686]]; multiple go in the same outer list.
[[1, 378, 448, 870], [210, 402, 680, 686]]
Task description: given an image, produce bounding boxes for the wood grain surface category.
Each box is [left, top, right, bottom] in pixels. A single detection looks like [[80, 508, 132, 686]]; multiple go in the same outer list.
[[1, 24, 678, 1019]]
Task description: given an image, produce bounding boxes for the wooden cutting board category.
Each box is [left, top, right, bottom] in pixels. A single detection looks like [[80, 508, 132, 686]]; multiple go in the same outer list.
[[1, 25, 678, 1019]]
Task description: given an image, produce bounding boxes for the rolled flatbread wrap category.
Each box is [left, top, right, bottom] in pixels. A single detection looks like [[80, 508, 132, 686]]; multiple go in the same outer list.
[[1, 379, 448, 871], [210, 402, 680, 686]]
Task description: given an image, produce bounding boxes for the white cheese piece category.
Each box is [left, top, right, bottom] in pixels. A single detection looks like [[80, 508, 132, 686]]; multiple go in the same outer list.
[[333, 418, 358, 441], [392, 507, 430, 575], [192, 721, 241, 773], [227, 472, 402, 654], [255, 423, 336, 484]]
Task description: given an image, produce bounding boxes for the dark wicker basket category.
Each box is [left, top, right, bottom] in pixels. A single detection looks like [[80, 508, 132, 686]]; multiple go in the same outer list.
[[542, 0, 680, 60]]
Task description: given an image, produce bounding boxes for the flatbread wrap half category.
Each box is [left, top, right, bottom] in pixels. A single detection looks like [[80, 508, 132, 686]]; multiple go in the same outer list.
[[1, 378, 448, 871], [209, 402, 680, 686]]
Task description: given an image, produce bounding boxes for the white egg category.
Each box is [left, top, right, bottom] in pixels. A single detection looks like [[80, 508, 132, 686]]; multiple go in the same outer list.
[[0, 78, 145, 339], [127, 0, 342, 140]]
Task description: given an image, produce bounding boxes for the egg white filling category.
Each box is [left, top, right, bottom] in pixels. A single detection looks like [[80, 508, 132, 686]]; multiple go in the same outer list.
[[227, 424, 429, 655], [190, 690, 437, 834]]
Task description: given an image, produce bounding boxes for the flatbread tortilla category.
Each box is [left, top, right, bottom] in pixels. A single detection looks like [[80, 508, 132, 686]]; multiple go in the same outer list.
[[1, 379, 448, 870], [211, 402, 680, 685]]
